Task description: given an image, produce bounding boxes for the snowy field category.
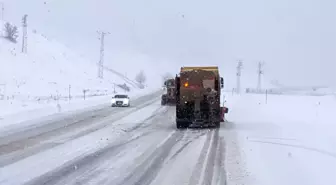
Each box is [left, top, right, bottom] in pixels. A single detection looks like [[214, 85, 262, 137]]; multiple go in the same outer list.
[[224, 92, 336, 185]]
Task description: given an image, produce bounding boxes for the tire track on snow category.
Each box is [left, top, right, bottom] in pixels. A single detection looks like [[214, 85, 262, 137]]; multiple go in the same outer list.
[[201, 129, 220, 185], [25, 105, 168, 185], [116, 130, 184, 185], [0, 97, 161, 167], [188, 128, 221, 185]]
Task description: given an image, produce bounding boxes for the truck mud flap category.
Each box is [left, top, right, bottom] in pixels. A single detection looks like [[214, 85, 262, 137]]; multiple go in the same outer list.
[[189, 119, 220, 128]]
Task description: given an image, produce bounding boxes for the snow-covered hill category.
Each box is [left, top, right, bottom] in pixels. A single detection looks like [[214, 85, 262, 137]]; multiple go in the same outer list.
[[0, 20, 160, 118], [0, 20, 140, 99]]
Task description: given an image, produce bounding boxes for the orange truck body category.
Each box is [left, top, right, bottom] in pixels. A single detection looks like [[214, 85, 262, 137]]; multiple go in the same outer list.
[[175, 66, 228, 128]]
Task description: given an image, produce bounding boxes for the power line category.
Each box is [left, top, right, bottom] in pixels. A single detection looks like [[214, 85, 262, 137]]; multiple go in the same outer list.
[[236, 60, 243, 94], [97, 31, 110, 79]]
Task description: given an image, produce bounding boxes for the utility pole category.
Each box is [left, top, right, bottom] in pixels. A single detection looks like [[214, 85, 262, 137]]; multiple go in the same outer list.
[[68, 85, 71, 102], [257, 61, 265, 93], [0, 2, 3, 37], [22, 14, 28, 53], [1, 2, 4, 21], [97, 31, 110, 79], [236, 60, 243, 94]]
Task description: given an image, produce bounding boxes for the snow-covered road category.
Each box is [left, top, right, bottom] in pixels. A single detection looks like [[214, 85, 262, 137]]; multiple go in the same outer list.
[[0, 91, 227, 185], [0, 91, 162, 167], [25, 110, 225, 185], [2, 91, 335, 185]]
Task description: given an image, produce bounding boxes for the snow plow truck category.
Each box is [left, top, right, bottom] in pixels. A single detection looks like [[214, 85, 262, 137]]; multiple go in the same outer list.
[[175, 66, 228, 129], [161, 78, 176, 105]]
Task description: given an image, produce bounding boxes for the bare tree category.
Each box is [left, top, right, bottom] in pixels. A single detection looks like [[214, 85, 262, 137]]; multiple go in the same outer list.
[[135, 70, 146, 85], [3, 22, 18, 43]]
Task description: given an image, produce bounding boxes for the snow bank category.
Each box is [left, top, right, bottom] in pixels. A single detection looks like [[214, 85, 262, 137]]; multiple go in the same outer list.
[[224, 93, 336, 185]]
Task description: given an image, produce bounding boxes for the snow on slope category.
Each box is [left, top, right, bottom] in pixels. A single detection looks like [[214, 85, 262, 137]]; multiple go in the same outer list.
[[0, 20, 158, 118], [224, 92, 336, 185], [0, 20, 139, 98]]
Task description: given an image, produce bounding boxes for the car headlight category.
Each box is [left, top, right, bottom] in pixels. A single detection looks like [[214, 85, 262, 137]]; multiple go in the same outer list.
[[111, 99, 116, 104], [124, 99, 129, 104]]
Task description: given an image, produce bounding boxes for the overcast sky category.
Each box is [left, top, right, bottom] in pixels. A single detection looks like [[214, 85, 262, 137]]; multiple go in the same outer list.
[[3, 0, 336, 89]]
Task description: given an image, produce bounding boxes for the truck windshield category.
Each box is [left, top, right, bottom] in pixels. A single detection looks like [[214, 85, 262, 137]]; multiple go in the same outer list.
[[114, 95, 128, 98], [167, 81, 174, 86]]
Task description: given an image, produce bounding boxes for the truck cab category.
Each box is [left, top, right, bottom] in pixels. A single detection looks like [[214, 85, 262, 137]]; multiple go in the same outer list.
[[161, 78, 176, 105]]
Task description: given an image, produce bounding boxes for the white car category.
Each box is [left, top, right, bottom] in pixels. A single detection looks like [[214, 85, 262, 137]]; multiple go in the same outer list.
[[111, 94, 130, 107]]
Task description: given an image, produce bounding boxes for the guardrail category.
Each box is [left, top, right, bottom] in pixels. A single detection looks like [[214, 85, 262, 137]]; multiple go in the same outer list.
[[102, 66, 144, 89]]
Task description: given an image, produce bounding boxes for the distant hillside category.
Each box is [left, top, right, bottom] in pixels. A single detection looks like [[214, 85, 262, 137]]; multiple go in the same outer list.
[[0, 21, 142, 100]]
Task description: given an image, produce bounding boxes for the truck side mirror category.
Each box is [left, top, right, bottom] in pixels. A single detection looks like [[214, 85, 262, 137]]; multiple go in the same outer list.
[[224, 107, 229, 113], [220, 107, 229, 114], [164, 81, 167, 86], [220, 77, 224, 88]]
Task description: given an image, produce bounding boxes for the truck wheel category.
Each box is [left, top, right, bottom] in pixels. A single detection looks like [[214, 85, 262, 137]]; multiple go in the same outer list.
[[161, 95, 167, 105], [214, 122, 220, 128], [176, 121, 189, 129]]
